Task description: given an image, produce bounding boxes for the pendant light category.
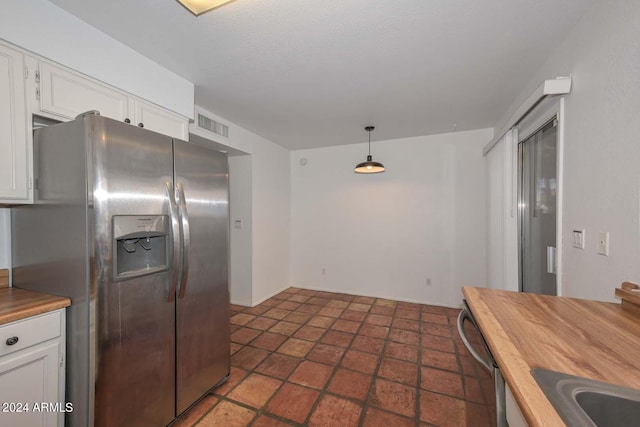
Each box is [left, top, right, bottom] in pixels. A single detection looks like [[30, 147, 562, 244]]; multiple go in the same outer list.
[[177, 0, 236, 16], [354, 126, 385, 174]]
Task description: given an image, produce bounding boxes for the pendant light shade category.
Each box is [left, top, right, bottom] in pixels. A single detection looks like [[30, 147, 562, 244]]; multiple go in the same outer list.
[[354, 126, 385, 174]]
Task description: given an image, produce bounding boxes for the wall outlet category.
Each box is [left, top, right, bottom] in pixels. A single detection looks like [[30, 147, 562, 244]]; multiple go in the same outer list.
[[426, 277, 432, 286], [597, 232, 610, 256]]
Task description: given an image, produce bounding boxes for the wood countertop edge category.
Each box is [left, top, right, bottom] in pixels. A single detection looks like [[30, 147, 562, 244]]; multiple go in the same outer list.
[[0, 288, 71, 326], [463, 287, 566, 426]]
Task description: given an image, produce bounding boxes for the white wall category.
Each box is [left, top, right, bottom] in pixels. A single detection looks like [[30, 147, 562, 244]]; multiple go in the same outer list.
[[191, 108, 291, 306], [495, 2, 640, 302], [291, 129, 492, 307], [228, 155, 253, 305], [0, 0, 193, 118]]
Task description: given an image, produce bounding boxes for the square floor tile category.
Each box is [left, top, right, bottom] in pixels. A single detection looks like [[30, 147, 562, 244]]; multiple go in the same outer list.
[[341, 349, 379, 374], [320, 330, 354, 348], [392, 318, 420, 331], [269, 321, 301, 335], [388, 329, 419, 345], [370, 306, 395, 316], [318, 306, 345, 317], [227, 373, 282, 409], [251, 332, 288, 351], [277, 337, 315, 357], [362, 407, 414, 427], [326, 300, 350, 309], [230, 327, 261, 345], [296, 304, 322, 314], [294, 325, 326, 341], [307, 315, 335, 328], [285, 312, 312, 324], [251, 415, 293, 427], [331, 319, 361, 333], [263, 308, 291, 320], [370, 378, 416, 417], [231, 347, 269, 370], [351, 335, 385, 354], [358, 324, 389, 339], [245, 317, 278, 331], [395, 308, 420, 320], [419, 390, 465, 427], [365, 314, 392, 327], [384, 341, 418, 362], [421, 366, 464, 398], [196, 400, 256, 426], [230, 313, 256, 326], [308, 395, 362, 427], [254, 353, 300, 380], [341, 310, 367, 322], [422, 334, 455, 353], [423, 312, 449, 325], [266, 383, 319, 423], [422, 348, 459, 372], [289, 360, 334, 389], [307, 343, 345, 365], [348, 302, 372, 312], [327, 368, 371, 401], [378, 358, 418, 386]]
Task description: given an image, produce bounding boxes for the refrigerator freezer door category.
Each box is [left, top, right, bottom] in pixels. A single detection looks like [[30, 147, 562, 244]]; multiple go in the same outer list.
[[90, 116, 176, 427], [174, 140, 230, 414]]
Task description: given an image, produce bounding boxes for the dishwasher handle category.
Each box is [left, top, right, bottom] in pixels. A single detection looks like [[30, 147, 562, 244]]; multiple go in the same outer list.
[[457, 309, 493, 373]]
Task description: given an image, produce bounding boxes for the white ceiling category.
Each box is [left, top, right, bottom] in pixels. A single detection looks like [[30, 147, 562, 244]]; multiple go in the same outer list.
[[48, 0, 594, 150]]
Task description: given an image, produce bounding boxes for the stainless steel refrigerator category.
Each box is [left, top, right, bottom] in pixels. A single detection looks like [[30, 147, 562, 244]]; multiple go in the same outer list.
[[11, 112, 230, 427]]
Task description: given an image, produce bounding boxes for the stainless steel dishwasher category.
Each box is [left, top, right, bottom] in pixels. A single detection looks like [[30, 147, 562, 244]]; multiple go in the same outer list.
[[457, 300, 507, 427]]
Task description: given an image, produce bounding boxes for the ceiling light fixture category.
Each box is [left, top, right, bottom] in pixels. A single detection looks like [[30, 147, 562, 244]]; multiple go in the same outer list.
[[354, 126, 385, 174], [176, 0, 236, 16]]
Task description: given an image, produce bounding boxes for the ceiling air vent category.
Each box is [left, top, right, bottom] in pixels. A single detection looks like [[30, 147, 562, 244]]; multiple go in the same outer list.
[[197, 113, 229, 138]]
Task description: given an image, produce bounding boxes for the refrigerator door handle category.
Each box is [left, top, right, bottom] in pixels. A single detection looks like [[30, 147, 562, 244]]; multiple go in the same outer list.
[[167, 181, 182, 302], [177, 182, 191, 299]]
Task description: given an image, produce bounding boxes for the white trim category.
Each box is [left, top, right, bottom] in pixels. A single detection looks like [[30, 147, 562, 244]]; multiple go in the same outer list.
[[484, 77, 572, 156], [556, 98, 566, 296]]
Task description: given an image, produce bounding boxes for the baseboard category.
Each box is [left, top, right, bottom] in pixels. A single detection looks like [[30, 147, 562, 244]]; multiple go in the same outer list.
[[293, 284, 462, 309], [249, 284, 293, 307]]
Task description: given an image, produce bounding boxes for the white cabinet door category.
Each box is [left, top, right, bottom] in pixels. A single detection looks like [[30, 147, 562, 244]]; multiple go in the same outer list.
[[131, 98, 189, 140], [0, 44, 29, 202], [0, 341, 61, 427], [39, 62, 129, 121], [506, 383, 529, 427]]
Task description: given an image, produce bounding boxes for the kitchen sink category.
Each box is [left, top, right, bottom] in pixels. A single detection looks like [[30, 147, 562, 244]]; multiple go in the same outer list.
[[532, 368, 640, 426]]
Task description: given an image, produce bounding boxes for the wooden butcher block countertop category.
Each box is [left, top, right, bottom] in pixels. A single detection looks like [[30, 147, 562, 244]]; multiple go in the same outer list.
[[463, 286, 640, 427], [0, 275, 71, 326]]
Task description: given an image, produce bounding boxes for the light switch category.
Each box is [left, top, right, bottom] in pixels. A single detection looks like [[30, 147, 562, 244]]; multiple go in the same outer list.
[[234, 220, 243, 230], [597, 232, 609, 256], [572, 229, 585, 249]]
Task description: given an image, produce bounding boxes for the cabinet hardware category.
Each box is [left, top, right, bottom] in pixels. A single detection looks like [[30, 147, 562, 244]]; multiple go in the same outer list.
[[24, 65, 29, 80], [36, 87, 40, 100], [124, 118, 131, 124], [138, 123, 144, 128], [35, 69, 40, 83], [6, 336, 19, 346]]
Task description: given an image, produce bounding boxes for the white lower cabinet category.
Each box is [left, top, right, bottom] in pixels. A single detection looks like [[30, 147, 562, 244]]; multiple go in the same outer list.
[[506, 383, 529, 427], [0, 310, 66, 427]]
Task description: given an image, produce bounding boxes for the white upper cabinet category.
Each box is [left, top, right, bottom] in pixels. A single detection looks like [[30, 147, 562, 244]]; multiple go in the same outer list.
[[0, 44, 29, 203], [130, 98, 189, 140], [38, 61, 189, 139], [39, 62, 129, 121]]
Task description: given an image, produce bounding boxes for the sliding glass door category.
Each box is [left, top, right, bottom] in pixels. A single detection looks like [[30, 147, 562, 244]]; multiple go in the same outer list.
[[519, 118, 557, 295]]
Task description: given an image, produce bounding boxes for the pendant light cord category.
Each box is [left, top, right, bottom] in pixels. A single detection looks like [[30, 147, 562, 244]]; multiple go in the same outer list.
[[368, 129, 371, 156]]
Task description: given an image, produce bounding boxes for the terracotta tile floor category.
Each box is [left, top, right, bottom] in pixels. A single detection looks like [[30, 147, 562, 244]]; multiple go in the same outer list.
[[173, 288, 493, 427]]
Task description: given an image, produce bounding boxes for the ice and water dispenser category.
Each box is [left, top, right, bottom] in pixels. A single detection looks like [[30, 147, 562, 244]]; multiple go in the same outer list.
[[113, 215, 170, 280]]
